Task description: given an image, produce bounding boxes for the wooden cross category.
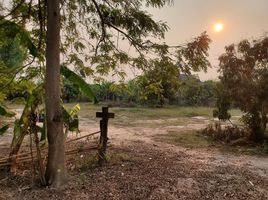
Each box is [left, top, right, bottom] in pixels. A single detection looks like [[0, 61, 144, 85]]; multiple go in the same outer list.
[[96, 107, 114, 166], [96, 107, 115, 120]]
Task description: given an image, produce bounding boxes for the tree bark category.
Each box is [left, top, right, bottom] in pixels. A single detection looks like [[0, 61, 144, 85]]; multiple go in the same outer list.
[[45, 0, 66, 187]]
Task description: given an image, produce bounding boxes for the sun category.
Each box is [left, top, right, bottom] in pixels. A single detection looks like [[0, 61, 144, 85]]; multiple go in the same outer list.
[[213, 22, 224, 32]]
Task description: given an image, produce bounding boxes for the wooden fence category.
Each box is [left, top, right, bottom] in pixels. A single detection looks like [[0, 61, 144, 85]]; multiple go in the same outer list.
[[0, 107, 114, 167]]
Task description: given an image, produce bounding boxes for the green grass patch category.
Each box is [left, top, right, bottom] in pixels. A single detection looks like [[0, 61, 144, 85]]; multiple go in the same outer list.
[[101, 105, 215, 119], [5, 102, 243, 121], [108, 152, 132, 163], [158, 130, 214, 148], [229, 109, 244, 117], [4, 102, 244, 129]]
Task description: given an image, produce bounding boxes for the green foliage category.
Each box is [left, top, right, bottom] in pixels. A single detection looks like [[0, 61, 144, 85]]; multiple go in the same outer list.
[[63, 104, 80, 133], [137, 75, 164, 106], [12, 89, 40, 140], [89, 80, 140, 105], [5, 80, 36, 101], [0, 37, 27, 69], [0, 20, 38, 58], [136, 33, 211, 106], [1, 0, 211, 108], [110, 81, 137, 103], [137, 57, 179, 106], [61, 66, 98, 103], [0, 124, 9, 135], [177, 75, 216, 106], [213, 82, 231, 120], [58, 0, 180, 79], [0, 104, 15, 117], [68, 76, 217, 107], [176, 32, 211, 73], [68, 103, 80, 118], [0, 104, 15, 135], [0, 20, 38, 102], [8, 87, 43, 160], [62, 78, 80, 103], [91, 81, 113, 102], [218, 36, 268, 142]]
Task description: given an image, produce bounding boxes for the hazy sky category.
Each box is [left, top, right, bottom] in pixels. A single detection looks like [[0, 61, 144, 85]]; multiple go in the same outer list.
[[148, 0, 268, 80]]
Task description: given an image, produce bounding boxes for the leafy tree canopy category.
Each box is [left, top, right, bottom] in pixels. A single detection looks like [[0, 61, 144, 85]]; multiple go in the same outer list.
[[216, 36, 268, 142], [1, 0, 210, 83]]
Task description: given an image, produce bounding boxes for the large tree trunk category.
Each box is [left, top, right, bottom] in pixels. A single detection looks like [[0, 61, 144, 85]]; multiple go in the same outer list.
[[250, 127, 264, 143], [45, 0, 66, 187]]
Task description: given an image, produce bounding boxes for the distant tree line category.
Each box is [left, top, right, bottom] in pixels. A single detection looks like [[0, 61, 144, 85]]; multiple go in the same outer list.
[[61, 75, 217, 107]]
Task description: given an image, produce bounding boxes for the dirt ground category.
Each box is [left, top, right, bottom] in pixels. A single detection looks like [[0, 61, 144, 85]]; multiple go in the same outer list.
[[0, 110, 268, 200]]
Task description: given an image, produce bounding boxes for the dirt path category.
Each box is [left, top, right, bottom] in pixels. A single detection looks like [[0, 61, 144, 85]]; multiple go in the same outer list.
[[80, 116, 268, 179], [78, 116, 268, 198], [0, 114, 267, 199]]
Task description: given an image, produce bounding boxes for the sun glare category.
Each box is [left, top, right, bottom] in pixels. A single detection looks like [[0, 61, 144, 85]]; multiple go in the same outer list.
[[213, 22, 224, 32]]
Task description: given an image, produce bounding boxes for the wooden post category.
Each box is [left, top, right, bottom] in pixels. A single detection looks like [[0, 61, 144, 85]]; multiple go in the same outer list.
[[96, 107, 114, 166]]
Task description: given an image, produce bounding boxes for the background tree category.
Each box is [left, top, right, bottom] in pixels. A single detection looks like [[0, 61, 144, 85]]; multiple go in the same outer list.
[[0, 25, 32, 102], [137, 33, 211, 106], [213, 82, 232, 121], [137, 57, 179, 106], [177, 76, 216, 106], [62, 78, 80, 103], [217, 36, 268, 143]]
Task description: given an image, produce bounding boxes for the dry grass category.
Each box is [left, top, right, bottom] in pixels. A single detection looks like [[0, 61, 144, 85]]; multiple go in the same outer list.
[[155, 130, 214, 148], [201, 123, 249, 143]]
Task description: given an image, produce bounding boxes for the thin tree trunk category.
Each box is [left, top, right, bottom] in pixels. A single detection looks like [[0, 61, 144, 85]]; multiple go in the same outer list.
[[249, 113, 266, 143], [45, 0, 66, 187]]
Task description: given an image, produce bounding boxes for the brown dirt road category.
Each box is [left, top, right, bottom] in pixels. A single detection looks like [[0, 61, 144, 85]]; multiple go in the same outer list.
[[0, 114, 267, 199]]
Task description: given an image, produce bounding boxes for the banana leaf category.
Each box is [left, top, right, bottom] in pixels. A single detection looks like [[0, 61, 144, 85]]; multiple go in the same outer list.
[[61, 66, 98, 103], [0, 124, 9, 135], [0, 105, 15, 135], [0, 104, 15, 117], [62, 104, 80, 133]]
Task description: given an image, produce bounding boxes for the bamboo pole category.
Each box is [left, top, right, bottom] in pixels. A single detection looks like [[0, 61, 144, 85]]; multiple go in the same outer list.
[[0, 145, 103, 167], [0, 131, 100, 163]]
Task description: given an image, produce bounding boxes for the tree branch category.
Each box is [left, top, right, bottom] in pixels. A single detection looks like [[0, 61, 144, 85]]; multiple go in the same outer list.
[[0, 0, 25, 20], [91, 0, 106, 55], [0, 57, 36, 91], [37, 0, 44, 50], [105, 22, 144, 55]]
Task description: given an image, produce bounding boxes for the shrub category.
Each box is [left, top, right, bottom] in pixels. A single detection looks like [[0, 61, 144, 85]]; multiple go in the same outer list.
[[201, 122, 249, 144]]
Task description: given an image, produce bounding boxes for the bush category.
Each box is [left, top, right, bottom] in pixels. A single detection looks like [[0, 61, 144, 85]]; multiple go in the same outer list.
[[201, 122, 249, 144]]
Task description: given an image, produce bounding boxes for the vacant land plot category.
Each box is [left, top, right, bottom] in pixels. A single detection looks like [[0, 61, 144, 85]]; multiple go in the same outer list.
[[0, 104, 267, 199]]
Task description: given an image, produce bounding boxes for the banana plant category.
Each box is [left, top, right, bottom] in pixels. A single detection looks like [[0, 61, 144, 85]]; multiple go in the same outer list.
[[1, 20, 98, 174], [9, 88, 41, 148], [61, 66, 98, 135], [63, 104, 80, 135], [8, 65, 97, 150]]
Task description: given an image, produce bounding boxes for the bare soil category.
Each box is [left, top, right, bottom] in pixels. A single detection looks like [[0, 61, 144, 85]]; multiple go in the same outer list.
[[0, 111, 267, 200]]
